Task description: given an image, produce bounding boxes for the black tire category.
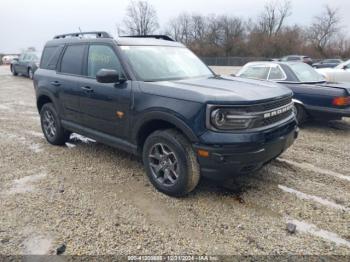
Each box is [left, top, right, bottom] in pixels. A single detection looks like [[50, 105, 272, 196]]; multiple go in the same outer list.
[[40, 103, 70, 145], [28, 68, 34, 79], [142, 129, 200, 197], [11, 65, 17, 76], [294, 103, 308, 125]]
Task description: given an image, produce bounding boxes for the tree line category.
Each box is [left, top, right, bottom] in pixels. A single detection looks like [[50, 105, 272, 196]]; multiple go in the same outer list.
[[118, 0, 349, 59]]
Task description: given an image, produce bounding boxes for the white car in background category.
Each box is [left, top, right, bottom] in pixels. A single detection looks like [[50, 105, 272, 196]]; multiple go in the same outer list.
[[316, 60, 350, 82], [2, 55, 19, 65]]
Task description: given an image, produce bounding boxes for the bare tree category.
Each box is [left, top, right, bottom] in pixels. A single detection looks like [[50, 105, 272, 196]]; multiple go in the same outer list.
[[191, 14, 207, 42], [121, 1, 159, 35], [219, 16, 244, 45], [166, 13, 193, 44], [307, 5, 341, 55], [258, 0, 292, 37]]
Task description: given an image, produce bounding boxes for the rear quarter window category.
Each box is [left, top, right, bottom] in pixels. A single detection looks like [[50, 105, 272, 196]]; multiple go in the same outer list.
[[41, 46, 64, 70]]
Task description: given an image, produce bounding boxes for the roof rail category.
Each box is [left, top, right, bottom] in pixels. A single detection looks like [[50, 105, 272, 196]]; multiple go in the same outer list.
[[120, 35, 174, 41], [53, 31, 112, 39]]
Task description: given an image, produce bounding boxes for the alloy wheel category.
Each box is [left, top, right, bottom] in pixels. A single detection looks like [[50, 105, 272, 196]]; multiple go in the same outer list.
[[42, 110, 57, 139], [148, 143, 179, 186]]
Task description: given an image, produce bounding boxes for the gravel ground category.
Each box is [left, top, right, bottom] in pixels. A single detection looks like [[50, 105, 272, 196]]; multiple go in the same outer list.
[[0, 65, 349, 256]]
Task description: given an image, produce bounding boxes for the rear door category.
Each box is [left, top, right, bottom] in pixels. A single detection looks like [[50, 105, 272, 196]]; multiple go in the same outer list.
[[79, 44, 131, 139], [56, 44, 87, 124]]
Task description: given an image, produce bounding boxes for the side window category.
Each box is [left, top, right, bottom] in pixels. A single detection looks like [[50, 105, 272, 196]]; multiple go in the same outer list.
[[87, 45, 122, 78], [60, 45, 85, 75], [41, 46, 64, 70], [268, 66, 285, 80], [19, 54, 25, 61], [239, 66, 269, 80], [23, 54, 30, 61]]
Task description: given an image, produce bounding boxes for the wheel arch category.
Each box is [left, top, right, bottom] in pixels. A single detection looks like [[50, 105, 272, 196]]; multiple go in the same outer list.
[[133, 112, 199, 153], [36, 93, 56, 112]]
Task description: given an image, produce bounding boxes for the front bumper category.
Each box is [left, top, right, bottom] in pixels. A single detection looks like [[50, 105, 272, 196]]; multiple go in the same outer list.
[[193, 119, 298, 180]]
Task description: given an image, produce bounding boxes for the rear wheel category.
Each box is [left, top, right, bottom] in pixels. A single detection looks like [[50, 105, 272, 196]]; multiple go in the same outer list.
[[293, 103, 308, 125], [40, 103, 70, 145], [142, 129, 200, 197], [11, 66, 17, 76]]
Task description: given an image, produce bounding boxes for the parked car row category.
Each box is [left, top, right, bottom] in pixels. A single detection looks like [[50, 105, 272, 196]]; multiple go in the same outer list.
[[276, 55, 346, 69], [312, 59, 343, 68]]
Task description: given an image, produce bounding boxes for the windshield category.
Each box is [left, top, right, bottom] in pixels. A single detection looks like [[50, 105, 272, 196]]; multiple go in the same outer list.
[[289, 63, 325, 82], [120, 46, 213, 81]]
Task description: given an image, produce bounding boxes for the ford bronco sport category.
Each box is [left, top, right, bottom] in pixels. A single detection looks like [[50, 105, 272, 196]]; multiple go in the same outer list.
[[34, 32, 298, 197]]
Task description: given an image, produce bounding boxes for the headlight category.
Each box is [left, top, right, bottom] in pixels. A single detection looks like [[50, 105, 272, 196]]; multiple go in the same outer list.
[[210, 108, 257, 130]]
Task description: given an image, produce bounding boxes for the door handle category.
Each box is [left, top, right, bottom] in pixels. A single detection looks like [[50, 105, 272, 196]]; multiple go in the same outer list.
[[50, 81, 61, 87], [81, 86, 94, 93]]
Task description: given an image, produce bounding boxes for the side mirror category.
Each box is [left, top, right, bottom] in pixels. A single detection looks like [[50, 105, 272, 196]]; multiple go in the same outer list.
[[342, 65, 348, 70], [12, 58, 19, 62], [96, 69, 120, 83]]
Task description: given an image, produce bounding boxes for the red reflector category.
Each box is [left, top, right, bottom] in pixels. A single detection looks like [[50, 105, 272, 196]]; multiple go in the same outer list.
[[332, 96, 350, 106]]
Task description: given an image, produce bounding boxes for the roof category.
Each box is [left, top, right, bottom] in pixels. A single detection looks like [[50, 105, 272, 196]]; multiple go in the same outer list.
[[45, 32, 184, 47], [116, 37, 184, 47]]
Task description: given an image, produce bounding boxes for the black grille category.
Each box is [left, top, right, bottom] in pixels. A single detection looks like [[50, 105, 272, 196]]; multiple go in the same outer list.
[[262, 110, 293, 126], [245, 97, 292, 113], [249, 97, 294, 129]]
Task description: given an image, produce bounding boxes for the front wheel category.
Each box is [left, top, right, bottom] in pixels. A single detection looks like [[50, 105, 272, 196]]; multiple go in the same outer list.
[[11, 66, 18, 76], [142, 129, 200, 197], [40, 103, 70, 145]]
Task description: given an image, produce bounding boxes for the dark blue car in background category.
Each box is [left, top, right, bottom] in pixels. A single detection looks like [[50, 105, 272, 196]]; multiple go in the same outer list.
[[237, 62, 350, 124]]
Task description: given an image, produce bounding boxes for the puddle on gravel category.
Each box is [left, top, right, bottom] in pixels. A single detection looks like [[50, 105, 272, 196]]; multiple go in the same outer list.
[[279, 185, 349, 211], [26, 131, 45, 139], [0, 132, 43, 153], [22, 234, 53, 255], [0, 104, 11, 110], [287, 218, 350, 249], [6, 173, 47, 195], [277, 158, 350, 182]]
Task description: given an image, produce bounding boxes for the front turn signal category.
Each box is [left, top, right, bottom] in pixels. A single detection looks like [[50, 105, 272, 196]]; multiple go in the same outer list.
[[198, 149, 209, 158]]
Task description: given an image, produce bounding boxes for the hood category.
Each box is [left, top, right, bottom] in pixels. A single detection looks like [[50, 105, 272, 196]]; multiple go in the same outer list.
[[139, 76, 292, 104]]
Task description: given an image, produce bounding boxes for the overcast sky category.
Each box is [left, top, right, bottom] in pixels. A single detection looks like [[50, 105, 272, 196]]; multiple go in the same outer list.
[[1, 0, 349, 54]]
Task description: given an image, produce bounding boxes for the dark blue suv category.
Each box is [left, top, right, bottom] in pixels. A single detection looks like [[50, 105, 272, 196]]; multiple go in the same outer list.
[[34, 32, 298, 196]]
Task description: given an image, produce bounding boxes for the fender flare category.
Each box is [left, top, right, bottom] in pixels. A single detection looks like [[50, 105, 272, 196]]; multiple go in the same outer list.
[[36, 91, 59, 112], [132, 111, 199, 144]]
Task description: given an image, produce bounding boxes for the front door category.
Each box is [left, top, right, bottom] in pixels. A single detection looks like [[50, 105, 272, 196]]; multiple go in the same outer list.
[[16, 53, 28, 74], [79, 44, 131, 139]]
